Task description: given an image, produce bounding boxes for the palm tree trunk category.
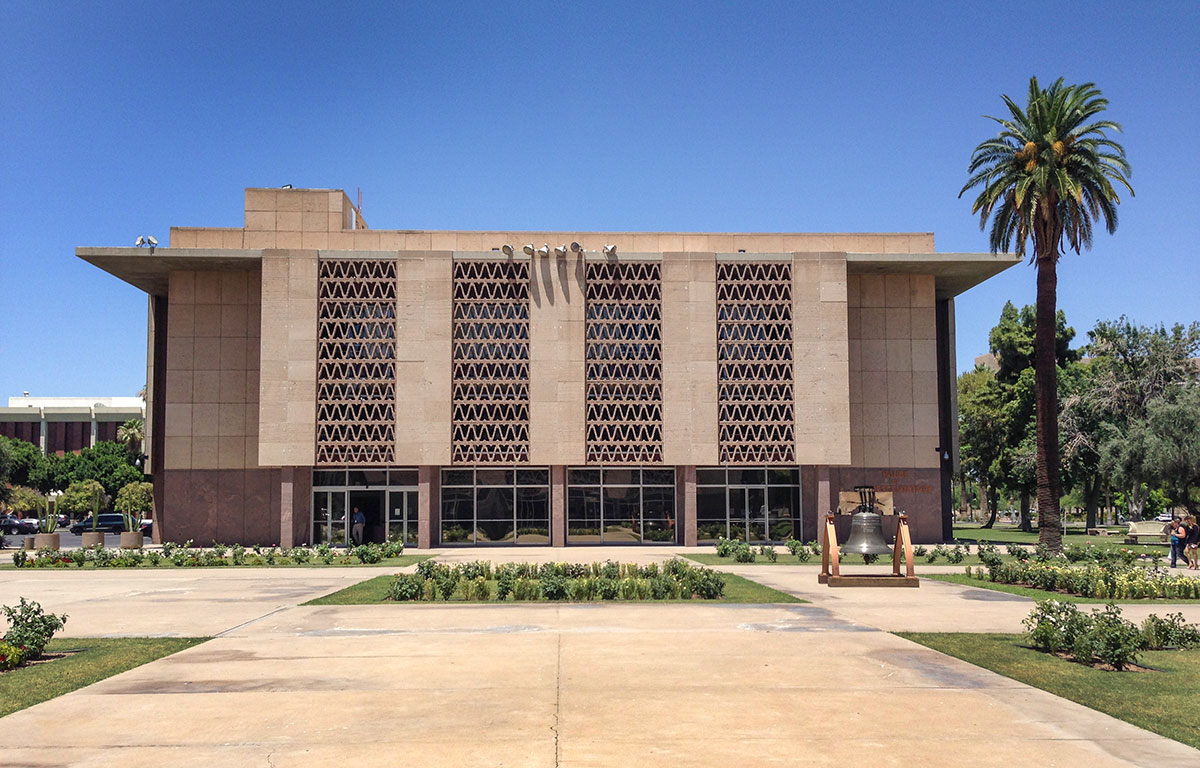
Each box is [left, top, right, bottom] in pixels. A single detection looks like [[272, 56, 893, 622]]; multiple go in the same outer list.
[[1035, 254, 1064, 551], [1019, 490, 1032, 532]]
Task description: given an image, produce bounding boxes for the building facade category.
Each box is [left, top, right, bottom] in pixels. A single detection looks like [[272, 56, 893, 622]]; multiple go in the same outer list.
[[0, 396, 145, 456], [79, 188, 1017, 547]]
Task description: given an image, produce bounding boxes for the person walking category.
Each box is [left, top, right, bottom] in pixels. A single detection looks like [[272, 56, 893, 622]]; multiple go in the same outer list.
[[351, 507, 366, 546], [1168, 516, 1187, 568], [1185, 515, 1200, 570]]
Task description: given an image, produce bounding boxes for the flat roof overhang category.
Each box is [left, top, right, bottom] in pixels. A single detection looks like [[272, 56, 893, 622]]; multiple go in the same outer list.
[[846, 251, 1022, 299], [78, 246, 1021, 300]]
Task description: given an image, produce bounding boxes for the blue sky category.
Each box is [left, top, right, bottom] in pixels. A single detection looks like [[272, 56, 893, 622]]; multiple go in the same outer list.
[[1, 1, 1197, 397]]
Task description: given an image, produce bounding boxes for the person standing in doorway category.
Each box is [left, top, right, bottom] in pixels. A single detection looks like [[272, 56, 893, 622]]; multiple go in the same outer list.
[[351, 507, 366, 546]]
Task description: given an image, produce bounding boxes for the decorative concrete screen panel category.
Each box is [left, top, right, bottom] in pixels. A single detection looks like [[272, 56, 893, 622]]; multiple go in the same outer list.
[[584, 261, 664, 464], [717, 261, 796, 463], [315, 258, 397, 464], [451, 260, 531, 464]]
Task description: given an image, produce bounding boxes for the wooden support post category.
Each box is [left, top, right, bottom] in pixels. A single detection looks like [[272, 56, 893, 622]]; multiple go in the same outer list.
[[819, 514, 840, 584], [892, 514, 915, 577]]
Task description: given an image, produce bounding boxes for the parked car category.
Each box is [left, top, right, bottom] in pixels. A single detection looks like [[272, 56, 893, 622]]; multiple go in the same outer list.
[[1, 515, 38, 535], [70, 514, 129, 534], [140, 519, 153, 536]]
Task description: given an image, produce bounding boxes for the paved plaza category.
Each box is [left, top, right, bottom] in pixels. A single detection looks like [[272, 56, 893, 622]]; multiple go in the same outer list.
[[1, 550, 1198, 766]]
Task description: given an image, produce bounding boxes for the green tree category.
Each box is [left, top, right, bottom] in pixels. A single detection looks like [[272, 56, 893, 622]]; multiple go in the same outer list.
[[1144, 388, 1200, 516], [961, 77, 1133, 551], [113, 481, 153, 532], [957, 366, 1009, 526], [0, 436, 46, 491], [56, 479, 107, 519], [4, 486, 44, 516], [0, 439, 12, 504]]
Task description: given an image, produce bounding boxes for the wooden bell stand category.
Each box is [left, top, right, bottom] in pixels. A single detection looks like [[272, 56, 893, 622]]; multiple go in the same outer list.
[[819, 513, 919, 587]]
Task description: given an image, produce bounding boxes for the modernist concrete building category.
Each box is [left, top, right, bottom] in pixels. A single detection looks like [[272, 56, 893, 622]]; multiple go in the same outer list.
[[79, 188, 1017, 547], [1, 395, 145, 456]]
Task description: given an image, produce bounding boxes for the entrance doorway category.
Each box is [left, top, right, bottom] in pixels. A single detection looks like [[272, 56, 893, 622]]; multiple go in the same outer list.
[[348, 490, 385, 544], [728, 486, 767, 542]]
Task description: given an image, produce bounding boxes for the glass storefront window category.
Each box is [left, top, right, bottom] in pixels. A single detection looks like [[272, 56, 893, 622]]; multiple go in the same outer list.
[[567, 467, 676, 544], [439, 467, 550, 545]]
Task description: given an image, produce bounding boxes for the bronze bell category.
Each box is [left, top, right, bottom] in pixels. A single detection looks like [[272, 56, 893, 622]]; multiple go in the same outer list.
[[842, 485, 892, 556]]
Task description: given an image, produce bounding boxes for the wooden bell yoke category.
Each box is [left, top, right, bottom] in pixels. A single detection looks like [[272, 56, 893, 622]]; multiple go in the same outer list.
[[819, 513, 919, 587]]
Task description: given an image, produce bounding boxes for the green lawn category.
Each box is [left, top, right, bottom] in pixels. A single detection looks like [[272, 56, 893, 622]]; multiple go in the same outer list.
[[0, 553, 432, 570], [923, 572, 1196, 604], [897, 632, 1200, 750], [953, 524, 1166, 555], [304, 572, 803, 605], [0, 637, 207, 719]]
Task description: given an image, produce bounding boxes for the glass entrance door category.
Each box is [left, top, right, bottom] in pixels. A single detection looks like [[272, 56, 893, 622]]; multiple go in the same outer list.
[[387, 489, 420, 545], [728, 486, 767, 542]]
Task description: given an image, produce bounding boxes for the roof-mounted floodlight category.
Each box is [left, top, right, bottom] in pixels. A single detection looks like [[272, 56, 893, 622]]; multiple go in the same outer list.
[[554, 244, 567, 257], [603, 244, 617, 257], [522, 244, 535, 256], [501, 244, 514, 256], [536, 244, 550, 257], [570, 242, 582, 253]]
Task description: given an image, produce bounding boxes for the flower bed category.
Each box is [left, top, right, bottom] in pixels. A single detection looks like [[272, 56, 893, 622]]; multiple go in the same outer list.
[[388, 559, 726, 602], [977, 560, 1200, 600], [10, 540, 409, 569]]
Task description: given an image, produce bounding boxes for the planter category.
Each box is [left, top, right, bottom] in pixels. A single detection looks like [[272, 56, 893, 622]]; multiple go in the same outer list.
[[81, 531, 106, 548], [34, 533, 60, 551], [23, 536, 35, 551], [120, 532, 144, 550]]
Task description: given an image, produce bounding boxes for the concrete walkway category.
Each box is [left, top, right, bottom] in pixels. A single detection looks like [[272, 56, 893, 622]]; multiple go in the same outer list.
[[1, 553, 1198, 766]]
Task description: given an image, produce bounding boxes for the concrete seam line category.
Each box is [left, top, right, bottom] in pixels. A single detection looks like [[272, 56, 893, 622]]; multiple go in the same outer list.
[[215, 606, 290, 637]]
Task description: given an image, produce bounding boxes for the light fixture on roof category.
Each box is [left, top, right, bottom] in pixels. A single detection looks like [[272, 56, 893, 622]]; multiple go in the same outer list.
[[135, 235, 158, 253], [281, 184, 293, 189], [536, 243, 550, 257], [603, 244, 617, 257], [554, 244, 567, 257], [501, 244, 514, 256], [570, 242, 582, 253], [522, 244, 535, 256]]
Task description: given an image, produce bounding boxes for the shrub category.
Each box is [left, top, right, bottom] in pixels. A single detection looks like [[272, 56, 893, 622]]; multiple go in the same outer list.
[[2, 597, 68, 659], [1033, 543, 1054, 563], [353, 543, 383, 564], [496, 569, 516, 601], [434, 567, 460, 601], [381, 539, 405, 559], [459, 561, 492, 581], [596, 577, 619, 600], [1142, 612, 1200, 650], [794, 546, 812, 563], [1005, 543, 1028, 560], [924, 547, 939, 564], [0, 640, 26, 671], [11, 550, 27, 568], [808, 541, 822, 558], [540, 574, 568, 601], [977, 543, 1003, 568], [1063, 543, 1089, 563], [946, 545, 966, 565], [388, 573, 425, 601], [1024, 600, 1092, 654], [687, 568, 725, 599], [511, 578, 539, 601], [230, 544, 247, 566], [145, 550, 162, 567], [649, 575, 674, 600], [715, 537, 737, 558], [862, 553, 878, 565], [70, 548, 88, 567], [570, 578, 596, 601], [733, 542, 755, 563], [1073, 604, 1143, 670], [316, 543, 334, 565], [759, 545, 778, 563], [463, 576, 492, 601], [785, 538, 804, 557], [290, 547, 312, 564], [911, 545, 927, 558]]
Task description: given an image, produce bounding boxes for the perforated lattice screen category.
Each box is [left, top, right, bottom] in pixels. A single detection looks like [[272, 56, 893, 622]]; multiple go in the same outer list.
[[316, 259, 397, 464], [716, 262, 795, 463], [585, 261, 664, 463], [452, 260, 531, 463]]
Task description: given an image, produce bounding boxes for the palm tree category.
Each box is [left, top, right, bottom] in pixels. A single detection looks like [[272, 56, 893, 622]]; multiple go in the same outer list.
[[117, 418, 144, 455], [960, 77, 1132, 551]]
